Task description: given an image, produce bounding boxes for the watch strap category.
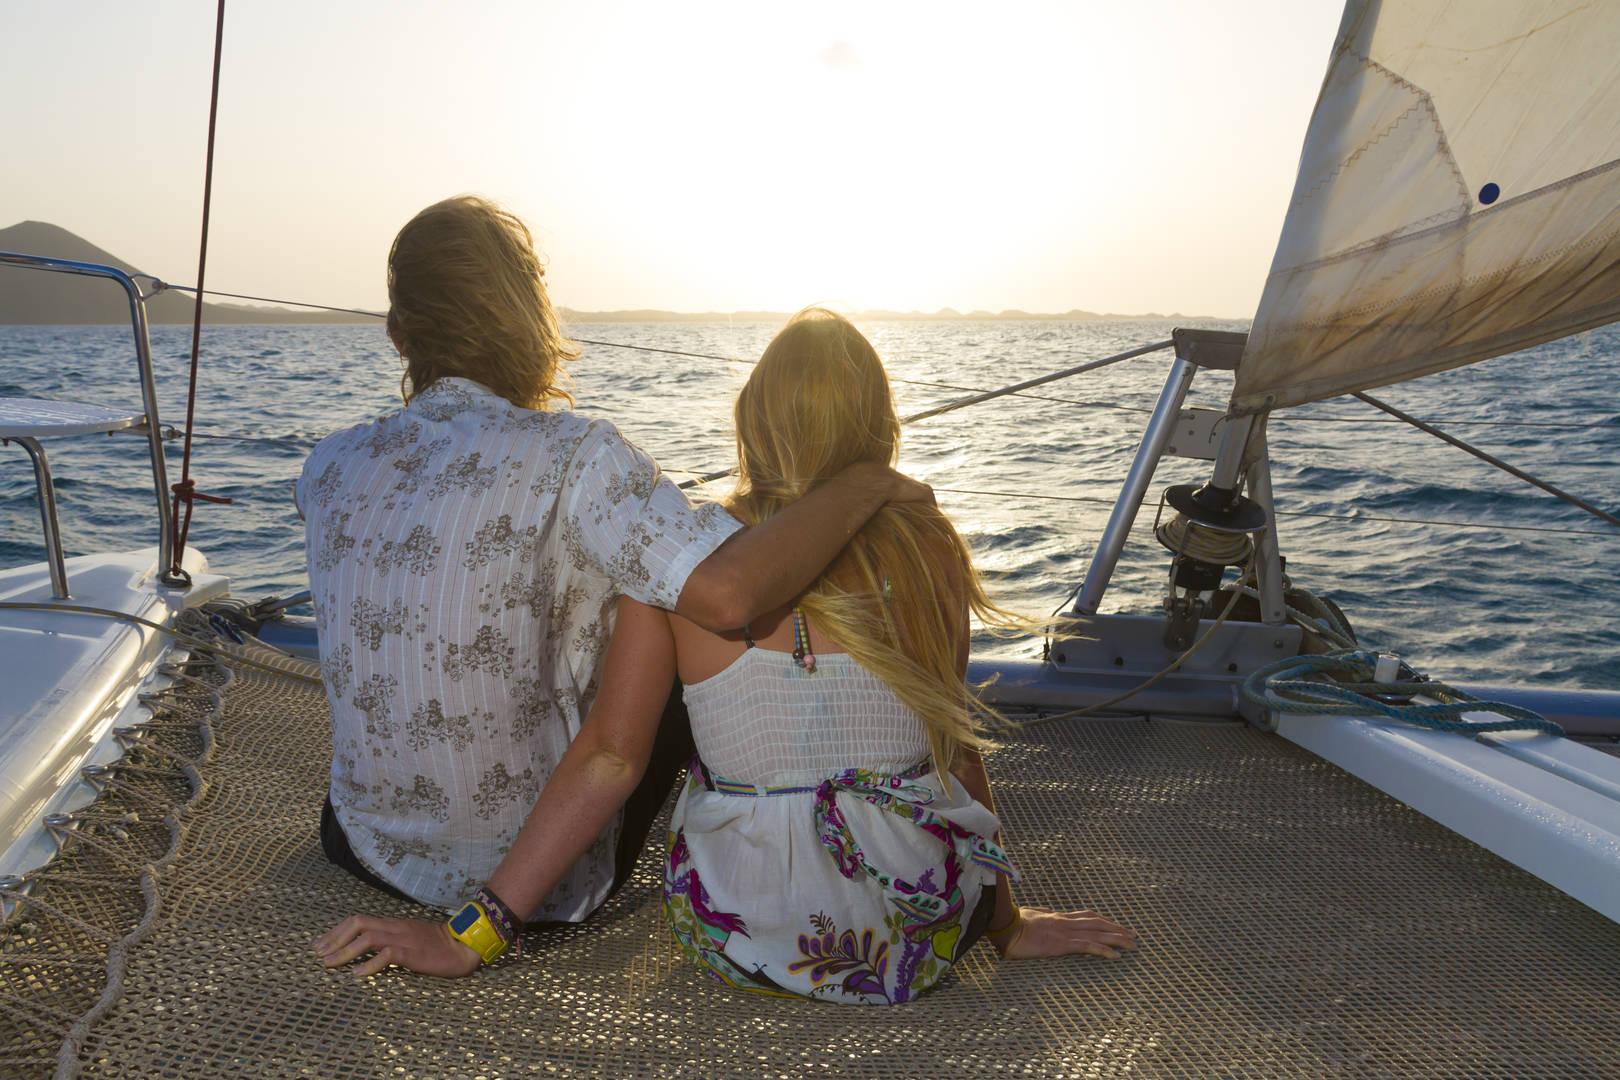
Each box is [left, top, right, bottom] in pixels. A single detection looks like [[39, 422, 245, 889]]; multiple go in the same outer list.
[[446, 901, 508, 964]]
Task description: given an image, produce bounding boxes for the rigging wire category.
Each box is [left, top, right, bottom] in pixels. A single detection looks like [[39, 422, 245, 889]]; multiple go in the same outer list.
[[155, 283, 385, 321], [0, 601, 322, 684], [151, 284, 1618, 428], [1355, 391, 1620, 529], [927, 486, 1619, 538], [166, 0, 233, 585], [68, 278, 1620, 540]]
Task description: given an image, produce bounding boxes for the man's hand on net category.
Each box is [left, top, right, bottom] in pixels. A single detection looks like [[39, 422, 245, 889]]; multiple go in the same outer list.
[[314, 914, 482, 978]]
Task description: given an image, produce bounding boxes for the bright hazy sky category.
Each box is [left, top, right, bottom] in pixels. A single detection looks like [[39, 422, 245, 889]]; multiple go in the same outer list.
[[3, 1, 1345, 317]]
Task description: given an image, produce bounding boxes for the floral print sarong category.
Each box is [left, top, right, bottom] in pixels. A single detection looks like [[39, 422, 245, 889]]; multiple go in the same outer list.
[[663, 758, 1016, 1005]]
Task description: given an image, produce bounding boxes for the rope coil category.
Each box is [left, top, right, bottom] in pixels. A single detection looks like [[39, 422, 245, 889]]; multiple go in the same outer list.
[[1154, 514, 1254, 566], [1241, 650, 1563, 736]]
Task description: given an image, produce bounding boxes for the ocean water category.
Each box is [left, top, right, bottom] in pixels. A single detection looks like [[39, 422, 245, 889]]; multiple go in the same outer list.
[[1, 320, 1616, 689]]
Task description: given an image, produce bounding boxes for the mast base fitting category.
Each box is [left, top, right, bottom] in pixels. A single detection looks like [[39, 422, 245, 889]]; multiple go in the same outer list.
[[1165, 482, 1269, 533], [1163, 593, 1205, 650]]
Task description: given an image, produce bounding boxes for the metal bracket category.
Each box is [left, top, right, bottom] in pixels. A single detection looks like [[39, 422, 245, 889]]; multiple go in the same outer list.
[[1051, 612, 1301, 678], [1165, 407, 1228, 461]]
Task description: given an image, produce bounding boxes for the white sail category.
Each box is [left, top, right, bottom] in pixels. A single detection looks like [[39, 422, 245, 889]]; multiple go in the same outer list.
[[1231, 0, 1620, 414]]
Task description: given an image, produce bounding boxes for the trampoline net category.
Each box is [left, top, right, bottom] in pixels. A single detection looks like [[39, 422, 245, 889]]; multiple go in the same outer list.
[[2, 635, 1617, 1078]]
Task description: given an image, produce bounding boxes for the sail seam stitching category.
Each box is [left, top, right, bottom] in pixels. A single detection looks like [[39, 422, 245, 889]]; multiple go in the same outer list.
[[1274, 154, 1620, 279], [1269, 213, 1620, 329]]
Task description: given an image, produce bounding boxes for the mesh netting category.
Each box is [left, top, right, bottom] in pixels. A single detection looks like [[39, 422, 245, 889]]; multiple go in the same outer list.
[[2, 636, 1617, 1078]]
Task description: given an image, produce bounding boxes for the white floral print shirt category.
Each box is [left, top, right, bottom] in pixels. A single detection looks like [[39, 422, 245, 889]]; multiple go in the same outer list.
[[297, 378, 741, 919]]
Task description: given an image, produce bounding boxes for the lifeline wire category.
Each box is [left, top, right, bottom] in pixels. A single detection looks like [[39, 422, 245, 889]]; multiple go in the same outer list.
[[153, 284, 1167, 409], [670, 341, 1170, 488], [154, 284, 385, 320], [90, 281, 1620, 539], [674, 477, 1619, 539], [898, 339, 1171, 423], [0, 602, 323, 684], [152, 283, 1619, 428]]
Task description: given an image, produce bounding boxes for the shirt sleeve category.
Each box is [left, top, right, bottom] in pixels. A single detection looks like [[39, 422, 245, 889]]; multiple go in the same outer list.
[[559, 421, 743, 610]]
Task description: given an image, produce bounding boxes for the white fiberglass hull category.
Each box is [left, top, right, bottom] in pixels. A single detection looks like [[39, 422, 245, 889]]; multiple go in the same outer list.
[[0, 547, 224, 881]]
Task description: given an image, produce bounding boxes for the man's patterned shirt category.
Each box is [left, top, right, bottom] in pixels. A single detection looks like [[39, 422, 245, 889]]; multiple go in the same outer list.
[[298, 378, 740, 919]]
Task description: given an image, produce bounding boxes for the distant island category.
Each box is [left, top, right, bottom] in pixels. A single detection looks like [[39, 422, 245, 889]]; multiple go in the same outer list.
[[1, 221, 1227, 325]]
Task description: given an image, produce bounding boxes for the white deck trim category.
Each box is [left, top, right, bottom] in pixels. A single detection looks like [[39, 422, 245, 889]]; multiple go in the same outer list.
[[1278, 711, 1620, 922], [0, 548, 227, 881]]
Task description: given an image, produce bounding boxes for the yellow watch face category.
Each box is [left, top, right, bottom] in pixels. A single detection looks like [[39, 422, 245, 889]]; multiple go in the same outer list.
[[447, 902, 508, 963]]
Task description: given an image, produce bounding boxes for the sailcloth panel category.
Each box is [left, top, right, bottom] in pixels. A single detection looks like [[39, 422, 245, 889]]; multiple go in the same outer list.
[[1230, 0, 1620, 414]]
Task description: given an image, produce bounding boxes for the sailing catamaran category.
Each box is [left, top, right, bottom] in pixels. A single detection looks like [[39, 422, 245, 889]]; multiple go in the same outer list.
[[2, 1, 1617, 1075]]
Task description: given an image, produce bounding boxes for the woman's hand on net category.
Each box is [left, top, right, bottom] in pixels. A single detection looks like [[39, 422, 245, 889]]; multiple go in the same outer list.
[[995, 906, 1138, 961], [313, 915, 482, 978]]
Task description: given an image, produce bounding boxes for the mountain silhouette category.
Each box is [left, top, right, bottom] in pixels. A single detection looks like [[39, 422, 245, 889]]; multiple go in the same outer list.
[[0, 222, 373, 325]]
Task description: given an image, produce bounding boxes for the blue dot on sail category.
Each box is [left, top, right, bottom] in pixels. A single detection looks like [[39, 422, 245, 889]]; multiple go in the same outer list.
[[1479, 182, 1501, 205]]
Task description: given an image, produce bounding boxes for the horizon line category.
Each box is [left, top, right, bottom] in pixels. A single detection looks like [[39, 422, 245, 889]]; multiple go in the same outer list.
[[556, 305, 1245, 323]]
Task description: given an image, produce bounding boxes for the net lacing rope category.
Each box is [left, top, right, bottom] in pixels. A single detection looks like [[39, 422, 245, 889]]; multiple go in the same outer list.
[[0, 624, 239, 1077]]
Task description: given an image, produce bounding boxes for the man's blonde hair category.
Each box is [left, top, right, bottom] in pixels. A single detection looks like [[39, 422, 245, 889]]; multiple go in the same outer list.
[[387, 195, 578, 409]]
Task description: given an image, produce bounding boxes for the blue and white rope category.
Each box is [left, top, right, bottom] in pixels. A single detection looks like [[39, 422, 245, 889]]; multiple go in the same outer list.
[[1241, 649, 1563, 736]]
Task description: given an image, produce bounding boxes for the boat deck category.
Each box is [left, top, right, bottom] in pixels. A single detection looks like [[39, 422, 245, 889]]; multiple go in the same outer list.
[[2, 641, 1618, 1078]]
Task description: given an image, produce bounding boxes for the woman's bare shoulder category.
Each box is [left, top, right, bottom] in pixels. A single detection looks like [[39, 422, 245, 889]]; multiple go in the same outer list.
[[666, 608, 769, 685]]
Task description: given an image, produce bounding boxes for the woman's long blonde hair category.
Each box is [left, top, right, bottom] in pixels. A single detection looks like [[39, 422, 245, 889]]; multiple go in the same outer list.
[[728, 309, 1003, 774], [387, 195, 579, 410]]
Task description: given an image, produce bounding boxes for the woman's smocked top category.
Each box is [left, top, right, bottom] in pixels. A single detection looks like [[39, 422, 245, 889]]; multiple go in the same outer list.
[[681, 645, 930, 787]]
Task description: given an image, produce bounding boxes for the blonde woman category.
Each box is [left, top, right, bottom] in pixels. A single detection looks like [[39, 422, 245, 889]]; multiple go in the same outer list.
[[309, 202, 934, 976], [320, 308, 1133, 997], [660, 310, 1135, 1002]]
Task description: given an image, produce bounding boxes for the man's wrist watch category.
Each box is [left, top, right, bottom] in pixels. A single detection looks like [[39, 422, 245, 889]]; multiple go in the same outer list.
[[446, 901, 509, 964]]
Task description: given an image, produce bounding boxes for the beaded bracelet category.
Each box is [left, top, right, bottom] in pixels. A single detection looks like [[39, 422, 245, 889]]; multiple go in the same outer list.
[[474, 885, 522, 948]]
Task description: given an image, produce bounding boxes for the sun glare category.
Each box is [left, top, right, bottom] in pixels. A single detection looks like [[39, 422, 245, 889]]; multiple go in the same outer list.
[[3, 0, 1343, 317]]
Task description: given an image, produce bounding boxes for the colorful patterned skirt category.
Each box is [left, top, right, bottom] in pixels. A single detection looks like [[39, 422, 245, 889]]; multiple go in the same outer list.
[[663, 758, 1015, 1004]]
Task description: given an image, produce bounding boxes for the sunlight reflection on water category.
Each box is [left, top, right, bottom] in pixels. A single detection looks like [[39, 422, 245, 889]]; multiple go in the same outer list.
[[2, 320, 1616, 687]]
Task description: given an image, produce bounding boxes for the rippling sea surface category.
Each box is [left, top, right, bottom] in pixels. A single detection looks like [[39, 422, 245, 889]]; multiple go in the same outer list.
[[2, 320, 1616, 689]]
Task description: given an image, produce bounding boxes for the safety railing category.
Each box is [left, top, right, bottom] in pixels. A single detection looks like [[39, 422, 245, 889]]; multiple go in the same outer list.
[[0, 252, 178, 589]]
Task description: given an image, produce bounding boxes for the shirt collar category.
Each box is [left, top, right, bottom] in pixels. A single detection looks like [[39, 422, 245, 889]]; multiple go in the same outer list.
[[434, 376, 499, 397]]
